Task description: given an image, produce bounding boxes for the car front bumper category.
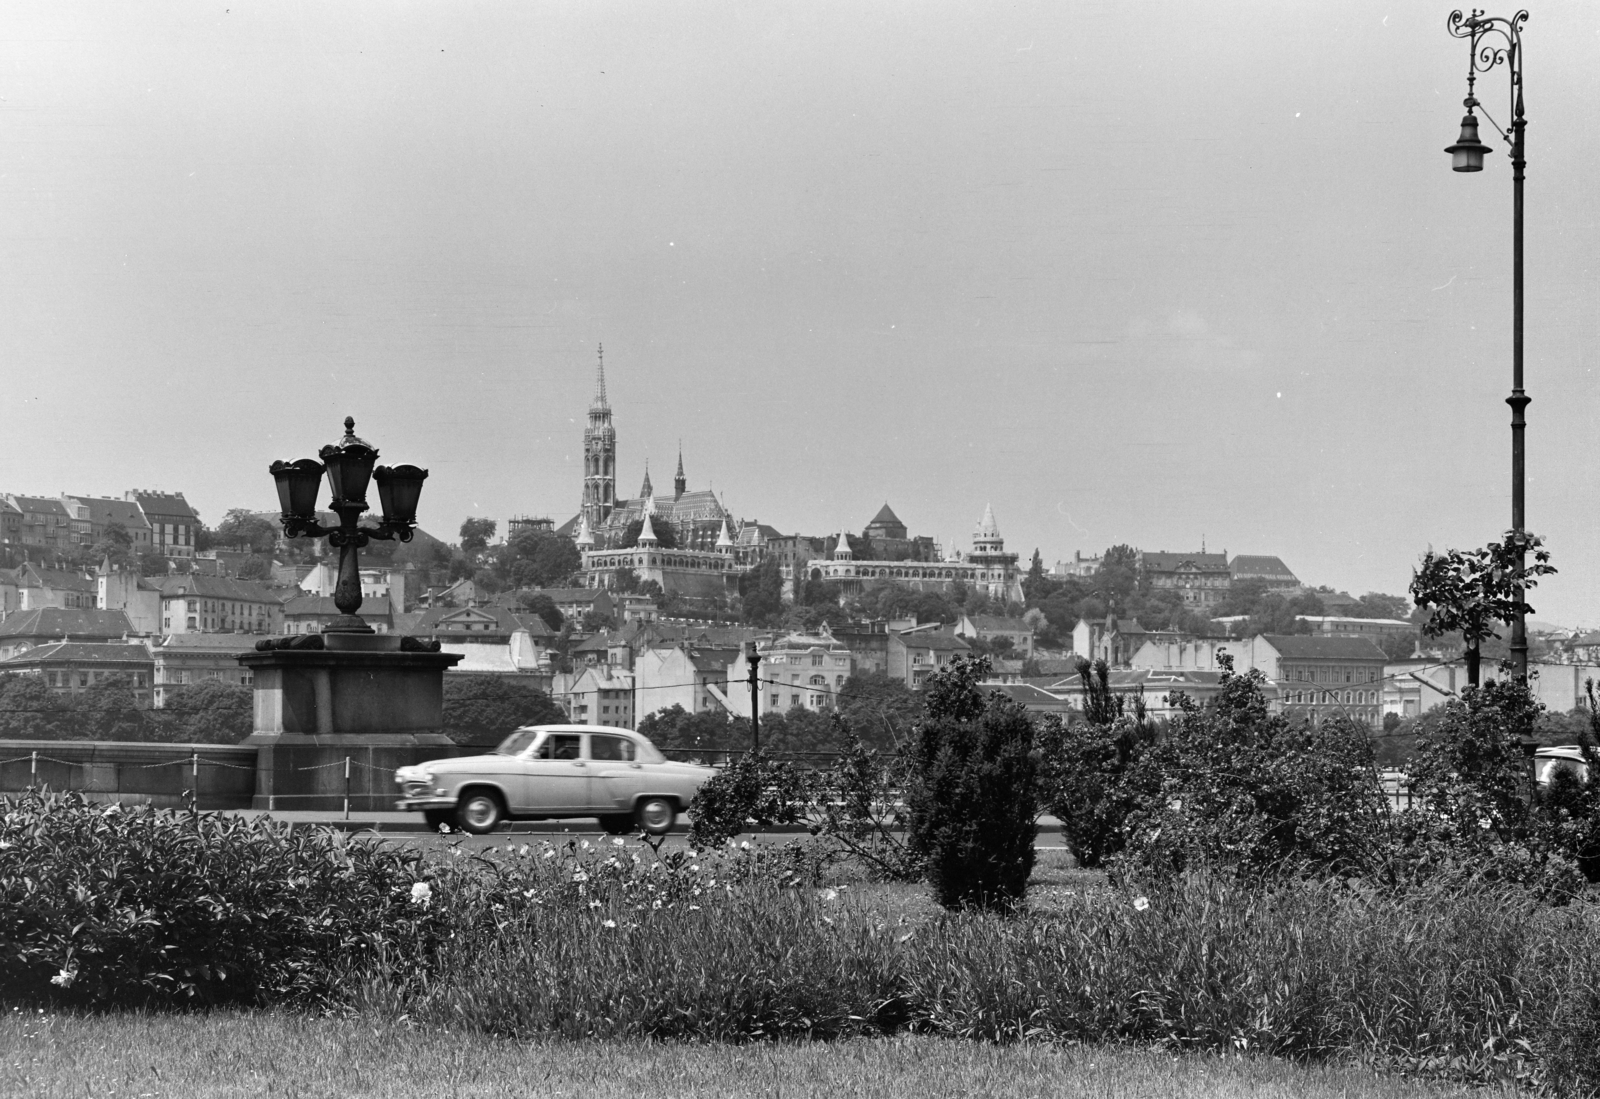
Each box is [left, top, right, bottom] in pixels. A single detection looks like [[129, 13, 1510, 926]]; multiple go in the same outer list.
[[396, 796, 459, 812]]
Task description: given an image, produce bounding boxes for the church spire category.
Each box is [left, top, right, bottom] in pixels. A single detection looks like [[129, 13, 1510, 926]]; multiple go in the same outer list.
[[592, 344, 609, 409], [674, 442, 686, 500], [639, 462, 653, 501]]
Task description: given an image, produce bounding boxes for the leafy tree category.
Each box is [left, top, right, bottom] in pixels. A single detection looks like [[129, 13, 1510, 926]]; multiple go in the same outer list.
[[458, 518, 497, 556], [498, 529, 581, 590], [216, 509, 278, 554], [1354, 592, 1411, 620], [836, 671, 924, 751], [637, 704, 746, 754], [235, 556, 273, 581], [609, 566, 642, 594], [77, 674, 151, 741], [761, 707, 849, 753], [907, 655, 1038, 912], [1411, 532, 1556, 687], [192, 524, 216, 553], [619, 518, 679, 550], [441, 675, 566, 747], [160, 681, 254, 744], [516, 591, 564, 631], [137, 551, 170, 578], [738, 558, 784, 625], [0, 673, 76, 740], [87, 522, 137, 570]]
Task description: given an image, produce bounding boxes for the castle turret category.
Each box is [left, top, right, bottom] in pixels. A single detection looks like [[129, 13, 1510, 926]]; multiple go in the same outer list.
[[834, 529, 853, 560]]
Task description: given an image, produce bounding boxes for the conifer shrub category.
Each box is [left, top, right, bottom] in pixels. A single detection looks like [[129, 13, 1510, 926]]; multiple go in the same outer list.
[[1036, 658, 1156, 868], [906, 656, 1037, 912], [0, 790, 438, 1007], [686, 750, 811, 849]]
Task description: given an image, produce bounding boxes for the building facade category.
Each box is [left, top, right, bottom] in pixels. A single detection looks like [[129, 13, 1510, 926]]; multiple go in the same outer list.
[[808, 504, 1024, 605], [0, 641, 154, 704], [149, 634, 257, 707], [152, 574, 283, 635], [1138, 550, 1232, 609], [126, 490, 199, 559]]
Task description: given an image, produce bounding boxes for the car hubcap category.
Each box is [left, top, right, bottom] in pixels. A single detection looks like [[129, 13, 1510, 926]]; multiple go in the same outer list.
[[640, 801, 672, 831], [465, 799, 495, 828]]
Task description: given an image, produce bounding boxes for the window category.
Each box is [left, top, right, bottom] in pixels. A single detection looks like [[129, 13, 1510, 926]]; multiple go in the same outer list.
[[812, 655, 823, 666], [770, 693, 779, 707], [791, 694, 801, 708], [591, 735, 635, 762], [536, 734, 583, 760]]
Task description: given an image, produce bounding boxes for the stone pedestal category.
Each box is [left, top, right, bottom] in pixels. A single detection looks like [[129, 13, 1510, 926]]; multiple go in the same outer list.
[[239, 648, 463, 811]]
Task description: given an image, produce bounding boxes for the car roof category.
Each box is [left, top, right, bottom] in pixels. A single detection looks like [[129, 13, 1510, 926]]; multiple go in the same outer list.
[[513, 724, 641, 738]]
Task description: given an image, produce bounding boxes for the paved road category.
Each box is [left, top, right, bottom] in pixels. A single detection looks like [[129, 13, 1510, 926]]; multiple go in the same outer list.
[[223, 809, 1072, 852]]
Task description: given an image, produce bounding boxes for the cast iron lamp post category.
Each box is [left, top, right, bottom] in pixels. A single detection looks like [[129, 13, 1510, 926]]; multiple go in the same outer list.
[[270, 417, 429, 634], [1445, 9, 1531, 680]]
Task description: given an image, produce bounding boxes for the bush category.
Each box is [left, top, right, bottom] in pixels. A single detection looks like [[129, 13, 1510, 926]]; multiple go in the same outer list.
[[1037, 658, 1155, 868], [158, 680, 253, 743], [686, 751, 810, 848], [906, 656, 1037, 912], [442, 675, 566, 747], [1119, 662, 1390, 881], [0, 789, 437, 1007]]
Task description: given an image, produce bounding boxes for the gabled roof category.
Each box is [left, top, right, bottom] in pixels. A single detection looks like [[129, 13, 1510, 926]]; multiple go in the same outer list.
[[9, 495, 70, 517], [1229, 555, 1297, 581], [151, 574, 280, 603], [893, 630, 972, 653], [868, 503, 902, 527], [963, 615, 1031, 632], [126, 490, 198, 520], [409, 604, 555, 638], [65, 496, 152, 531], [0, 608, 135, 640], [0, 641, 152, 666], [152, 633, 263, 651], [1261, 634, 1388, 661], [18, 563, 97, 593], [1140, 551, 1229, 573]]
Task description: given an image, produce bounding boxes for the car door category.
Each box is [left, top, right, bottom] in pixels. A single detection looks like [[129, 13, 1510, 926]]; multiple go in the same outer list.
[[587, 733, 653, 813], [509, 732, 592, 814]]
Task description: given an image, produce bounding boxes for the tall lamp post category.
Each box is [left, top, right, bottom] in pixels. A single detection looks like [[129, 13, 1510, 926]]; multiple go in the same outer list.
[[270, 416, 429, 634], [1444, 9, 1531, 680]]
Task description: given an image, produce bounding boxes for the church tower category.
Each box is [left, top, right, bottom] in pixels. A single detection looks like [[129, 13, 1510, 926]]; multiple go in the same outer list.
[[581, 345, 616, 533], [673, 445, 686, 500]]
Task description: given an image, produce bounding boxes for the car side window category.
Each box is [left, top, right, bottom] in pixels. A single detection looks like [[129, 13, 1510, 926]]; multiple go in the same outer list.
[[536, 734, 583, 760], [591, 735, 635, 762]]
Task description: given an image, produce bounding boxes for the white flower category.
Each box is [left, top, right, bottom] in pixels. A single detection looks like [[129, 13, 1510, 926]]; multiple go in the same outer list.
[[740, 841, 750, 850], [50, 968, 75, 988], [519, 844, 530, 856], [612, 838, 625, 847], [652, 899, 662, 909], [602, 919, 617, 929], [409, 882, 432, 907], [572, 870, 589, 883], [689, 865, 699, 872], [818, 888, 839, 903], [543, 849, 557, 859], [688, 904, 701, 911], [437, 822, 450, 835], [580, 840, 591, 849], [589, 899, 601, 909], [1479, 816, 1493, 830], [1133, 896, 1150, 912]]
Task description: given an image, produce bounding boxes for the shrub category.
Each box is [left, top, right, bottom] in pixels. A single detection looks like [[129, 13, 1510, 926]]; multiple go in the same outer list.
[[1119, 661, 1390, 881], [0, 790, 437, 1007], [686, 751, 811, 848], [1036, 658, 1155, 869], [442, 675, 566, 747], [906, 656, 1038, 912], [807, 735, 922, 882]]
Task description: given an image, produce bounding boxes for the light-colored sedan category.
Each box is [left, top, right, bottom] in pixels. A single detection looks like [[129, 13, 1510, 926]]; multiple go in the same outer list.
[[394, 724, 718, 836]]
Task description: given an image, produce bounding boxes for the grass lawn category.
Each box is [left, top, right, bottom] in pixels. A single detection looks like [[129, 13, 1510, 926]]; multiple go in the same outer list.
[[1, 1010, 1507, 1099]]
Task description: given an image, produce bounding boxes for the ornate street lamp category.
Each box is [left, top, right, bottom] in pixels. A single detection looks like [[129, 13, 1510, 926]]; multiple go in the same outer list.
[[1445, 9, 1531, 679], [270, 417, 429, 633]]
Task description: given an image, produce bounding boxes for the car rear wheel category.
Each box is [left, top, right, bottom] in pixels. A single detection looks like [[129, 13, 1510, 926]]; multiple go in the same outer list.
[[635, 797, 676, 836], [597, 814, 633, 835], [457, 791, 504, 835]]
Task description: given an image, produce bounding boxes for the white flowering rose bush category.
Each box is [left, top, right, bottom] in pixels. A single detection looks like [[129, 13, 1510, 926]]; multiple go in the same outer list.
[[0, 790, 443, 1008]]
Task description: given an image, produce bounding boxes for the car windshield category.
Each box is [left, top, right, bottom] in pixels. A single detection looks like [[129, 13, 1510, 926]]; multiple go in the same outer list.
[[493, 729, 542, 755]]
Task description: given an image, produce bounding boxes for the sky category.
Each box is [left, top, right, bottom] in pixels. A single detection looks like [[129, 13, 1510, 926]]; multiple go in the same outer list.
[[2, 2, 1598, 623]]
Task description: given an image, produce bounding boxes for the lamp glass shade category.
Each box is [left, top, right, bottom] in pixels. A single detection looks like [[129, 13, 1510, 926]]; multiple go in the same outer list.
[[269, 459, 325, 519], [374, 464, 428, 526], [1445, 113, 1490, 172], [319, 441, 379, 507]]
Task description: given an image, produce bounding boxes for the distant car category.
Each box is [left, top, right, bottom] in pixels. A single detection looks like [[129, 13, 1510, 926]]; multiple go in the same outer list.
[[394, 724, 718, 836], [1535, 745, 1593, 787]]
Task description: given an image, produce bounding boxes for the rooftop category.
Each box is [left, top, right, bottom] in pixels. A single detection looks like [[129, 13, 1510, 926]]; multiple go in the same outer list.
[[1263, 634, 1389, 661], [0, 641, 152, 666], [0, 607, 136, 640]]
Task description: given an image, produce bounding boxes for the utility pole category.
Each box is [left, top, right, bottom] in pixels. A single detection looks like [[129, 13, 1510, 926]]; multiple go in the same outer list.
[[748, 650, 761, 753]]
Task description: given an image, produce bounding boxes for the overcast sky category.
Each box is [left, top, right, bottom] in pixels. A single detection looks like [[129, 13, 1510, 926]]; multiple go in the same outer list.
[[2, 2, 1598, 622]]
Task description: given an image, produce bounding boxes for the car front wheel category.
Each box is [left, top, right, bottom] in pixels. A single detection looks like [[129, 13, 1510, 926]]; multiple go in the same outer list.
[[635, 797, 676, 836], [457, 791, 504, 835]]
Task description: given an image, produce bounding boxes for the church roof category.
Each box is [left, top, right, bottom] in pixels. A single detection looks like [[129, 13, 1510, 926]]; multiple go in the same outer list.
[[868, 502, 902, 527]]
